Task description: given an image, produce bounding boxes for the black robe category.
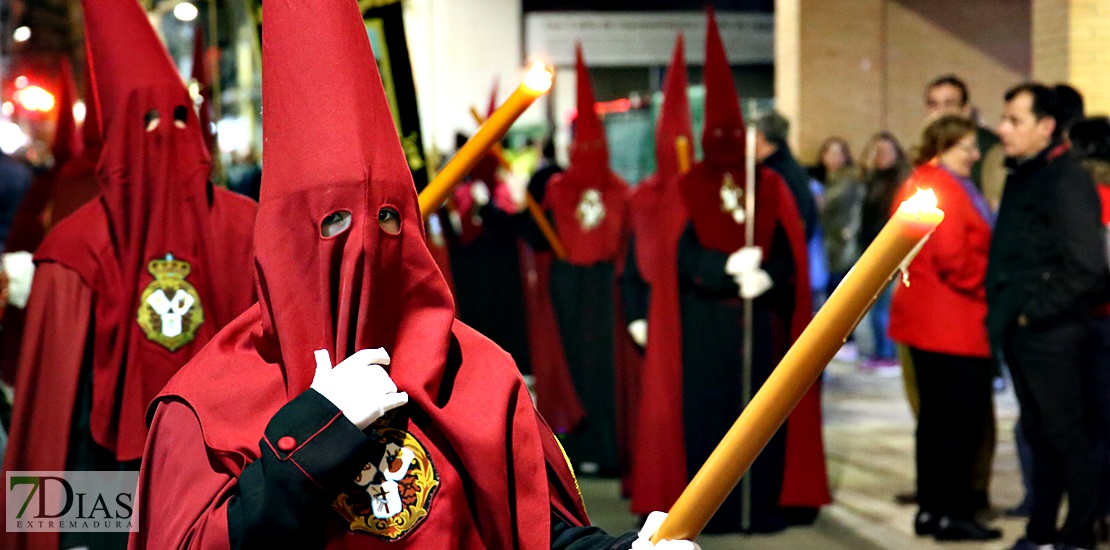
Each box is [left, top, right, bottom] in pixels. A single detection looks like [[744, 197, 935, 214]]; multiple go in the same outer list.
[[549, 258, 619, 474], [446, 198, 533, 374], [676, 222, 797, 534]]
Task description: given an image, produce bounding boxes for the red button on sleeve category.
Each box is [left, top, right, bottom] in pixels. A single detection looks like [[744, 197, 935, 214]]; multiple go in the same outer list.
[[277, 436, 297, 452]]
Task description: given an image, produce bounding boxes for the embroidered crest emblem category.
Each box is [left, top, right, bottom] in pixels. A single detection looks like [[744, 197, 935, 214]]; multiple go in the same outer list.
[[137, 254, 204, 351], [575, 188, 606, 231], [333, 424, 439, 541], [719, 172, 746, 224]]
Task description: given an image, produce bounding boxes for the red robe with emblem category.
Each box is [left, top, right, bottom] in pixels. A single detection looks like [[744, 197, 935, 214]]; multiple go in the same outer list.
[[542, 45, 629, 475], [624, 34, 693, 515], [671, 10, 829, 533], [0, 1, 257, 548], [131, 0, 588, 547]]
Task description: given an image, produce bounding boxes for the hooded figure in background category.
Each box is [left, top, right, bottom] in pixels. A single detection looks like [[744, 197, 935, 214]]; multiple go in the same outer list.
[[621, 33, 693, 516], [128, 0, 659, 546], [445, 90, 533, 375], [0, 0, 257, 546], [673, 9, 830, 534], [543, 45, 629, 477], [0, 58, 103, 386], [4, 60, 82, 256]]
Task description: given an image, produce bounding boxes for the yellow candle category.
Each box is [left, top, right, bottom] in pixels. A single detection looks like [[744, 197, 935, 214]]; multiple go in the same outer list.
[[675, 136, 691, 175], [652, 188, 944, 543], [468, 105, 568, 260], [419, 63, 553, 218]]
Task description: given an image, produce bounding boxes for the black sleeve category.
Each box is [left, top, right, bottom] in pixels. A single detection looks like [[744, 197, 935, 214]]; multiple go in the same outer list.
[[517, 208, 555, 251], [1022, 165, 1110, 326], [227, 389, 377, 549], [787, 175, 819, 242], [677, 223, 740, 296], [550, 512, 638, 550], [620, 235, 650, 324]]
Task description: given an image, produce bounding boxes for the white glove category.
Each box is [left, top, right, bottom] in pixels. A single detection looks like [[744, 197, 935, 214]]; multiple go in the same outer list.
[[736, 269, 774, 299], [2, 252, 34, 309], [630, 512, 701, 550], [627, 319, 648, 347], [470, 181, 491, 207], [310, 348, 408, 430], [724, 246, 763, 276]]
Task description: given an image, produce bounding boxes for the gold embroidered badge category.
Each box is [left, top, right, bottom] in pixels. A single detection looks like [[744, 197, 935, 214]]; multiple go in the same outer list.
[[333, 424, 439, 541], [136, 254, 204, 351], [719, 172, 746, 224], [575, 188, 606, 231]]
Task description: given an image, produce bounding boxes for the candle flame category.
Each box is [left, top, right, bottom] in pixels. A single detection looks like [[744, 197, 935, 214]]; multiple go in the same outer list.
[[523, 62, 553, 94], [902, 188, 938, 212]]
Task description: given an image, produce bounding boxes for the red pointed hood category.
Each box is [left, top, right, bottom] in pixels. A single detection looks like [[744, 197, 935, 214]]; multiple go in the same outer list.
[[51, 59, 82, 167], [569, 43, 609, 172], [680, 7, 754, 253], [255, 0, 454, 396], [701, 7, 746, 168], [655, 33, 693, 183], [191, 25, 218, 155], [31, 0, 255, 460], [468, 79, 501, 186]]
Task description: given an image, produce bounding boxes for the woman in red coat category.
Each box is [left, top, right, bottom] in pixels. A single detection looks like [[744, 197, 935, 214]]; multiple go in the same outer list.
[[888, 115, 1000, 542]]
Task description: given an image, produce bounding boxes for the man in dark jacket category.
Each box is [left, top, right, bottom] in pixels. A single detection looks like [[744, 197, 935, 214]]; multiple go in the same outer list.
[[986, 82, 1108, 550], [753, 111, 819, 240]]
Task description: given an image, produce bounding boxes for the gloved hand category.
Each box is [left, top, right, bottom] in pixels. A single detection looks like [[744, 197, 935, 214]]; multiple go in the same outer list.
[[470, 181, 491, 207], [2, 251, 34, 309], [627, 319, 648, 347], [630, 511, 701, 550], [724, 246, 762, 277], [310, 348, 408, 430], [736, 269, 773, 299]]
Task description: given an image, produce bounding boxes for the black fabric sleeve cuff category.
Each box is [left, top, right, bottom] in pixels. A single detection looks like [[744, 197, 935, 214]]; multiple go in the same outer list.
[[229, 389, 377, 549], [550, 511, 639, 550], [262, 388, 375, 491]]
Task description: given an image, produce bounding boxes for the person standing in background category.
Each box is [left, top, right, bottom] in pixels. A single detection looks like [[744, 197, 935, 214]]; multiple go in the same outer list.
[[988, 83, 1108, 550], [1067, 115, 1110, 540], [889, 115, 1000, 542], [753, 111, 819, 240]]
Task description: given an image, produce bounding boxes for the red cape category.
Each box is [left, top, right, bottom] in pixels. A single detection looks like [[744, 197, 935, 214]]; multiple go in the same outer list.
[[518, 244, 585, 434], [0, 264, 90, 550], [612, 224, 642, 497], [626, 174, 690, 514], [0, 146, 100, 384]]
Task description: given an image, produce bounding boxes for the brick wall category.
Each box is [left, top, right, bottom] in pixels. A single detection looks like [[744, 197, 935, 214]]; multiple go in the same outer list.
[[1068, 0, 1110, 115], [778, 0, 1031, 164]]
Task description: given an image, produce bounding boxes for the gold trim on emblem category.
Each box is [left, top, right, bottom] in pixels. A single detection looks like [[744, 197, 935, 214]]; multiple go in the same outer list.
[[136, 254, 204, 351]]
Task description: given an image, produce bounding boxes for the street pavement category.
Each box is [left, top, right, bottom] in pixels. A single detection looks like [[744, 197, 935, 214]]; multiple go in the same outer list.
[[576, 355, 1047, 549]]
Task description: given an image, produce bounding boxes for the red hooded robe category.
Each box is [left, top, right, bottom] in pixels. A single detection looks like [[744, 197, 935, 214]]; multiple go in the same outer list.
[[0, 58, 100, 384], [0, 0, 257, 546], [673, 9, 829, 531], [543, 45, 629, 475], [624, 33, 693, 515], [132, 0, 587, 547]]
